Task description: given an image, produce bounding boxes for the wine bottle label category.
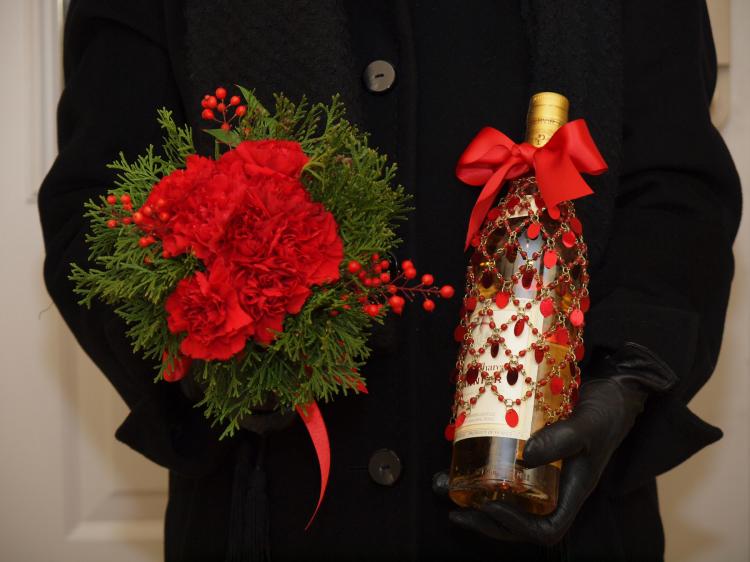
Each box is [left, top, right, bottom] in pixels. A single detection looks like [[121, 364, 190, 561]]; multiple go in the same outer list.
[[454, 298, 544, 442]]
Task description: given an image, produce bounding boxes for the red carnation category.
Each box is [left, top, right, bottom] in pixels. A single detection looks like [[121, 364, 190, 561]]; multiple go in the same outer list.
[[218, 172, 344, 344], [152, 139, 343, 352], [233, 266, 311, 344], [139, 155, 244, 260], [165, 260, 254, 360], [220, 174, 343, 280], [218, 139, 309, 179]]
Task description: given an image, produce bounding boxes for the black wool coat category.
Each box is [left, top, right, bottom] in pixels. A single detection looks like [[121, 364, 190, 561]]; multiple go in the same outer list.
[[39, 1, 741, 561]]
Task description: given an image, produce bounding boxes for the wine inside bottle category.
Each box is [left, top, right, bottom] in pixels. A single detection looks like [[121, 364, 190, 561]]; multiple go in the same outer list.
[[448, 92, 581, 515]]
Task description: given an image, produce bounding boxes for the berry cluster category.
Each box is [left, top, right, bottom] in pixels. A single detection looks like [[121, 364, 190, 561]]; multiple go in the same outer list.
[[101, 192, 168, 263], [335, 253, 454, 317], [200, 87, 247, 131], [104, 192, 133, 228]]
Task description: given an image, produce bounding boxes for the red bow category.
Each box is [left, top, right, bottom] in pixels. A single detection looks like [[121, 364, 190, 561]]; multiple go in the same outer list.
[[455, 119, 608, 249]]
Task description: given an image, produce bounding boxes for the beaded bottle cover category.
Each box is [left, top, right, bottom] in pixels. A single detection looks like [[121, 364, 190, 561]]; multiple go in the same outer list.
[[447, 176, 588, 443]]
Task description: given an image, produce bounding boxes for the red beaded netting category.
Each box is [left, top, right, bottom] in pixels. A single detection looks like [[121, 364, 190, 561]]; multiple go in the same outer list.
[[447, 176, 590, 439]]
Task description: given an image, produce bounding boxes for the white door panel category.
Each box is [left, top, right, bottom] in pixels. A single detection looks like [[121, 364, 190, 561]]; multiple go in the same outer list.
[[0, 1, 166, 560]]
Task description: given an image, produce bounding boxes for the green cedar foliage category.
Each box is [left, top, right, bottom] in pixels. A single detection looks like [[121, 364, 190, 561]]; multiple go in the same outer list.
[[71, 90, 411, 437]]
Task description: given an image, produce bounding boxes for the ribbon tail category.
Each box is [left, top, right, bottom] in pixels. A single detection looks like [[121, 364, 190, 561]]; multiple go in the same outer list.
[[296, 401, 330, 530], [464, 161, 516, 250]]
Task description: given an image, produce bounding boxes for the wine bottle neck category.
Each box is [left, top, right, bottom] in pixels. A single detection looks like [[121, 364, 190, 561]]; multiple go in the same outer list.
[[525, 92, 570, 148]]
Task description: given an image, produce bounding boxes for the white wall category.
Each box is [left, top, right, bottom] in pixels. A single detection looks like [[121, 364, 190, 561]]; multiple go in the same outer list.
[[0, 1, 164, 561], [658, 2, 750, 561]]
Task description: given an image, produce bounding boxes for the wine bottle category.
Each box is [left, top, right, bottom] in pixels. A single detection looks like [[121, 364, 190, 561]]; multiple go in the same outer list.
[[447, 92, 588, 515]]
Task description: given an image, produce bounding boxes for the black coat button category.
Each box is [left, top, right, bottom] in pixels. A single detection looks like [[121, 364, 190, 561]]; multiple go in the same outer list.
[[362, 60, 396, 93], [368, 448, 402, 486]]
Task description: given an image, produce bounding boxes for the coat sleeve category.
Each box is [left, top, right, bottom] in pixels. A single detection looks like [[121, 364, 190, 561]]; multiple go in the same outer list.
[[38, 0, 234, 477], [586, 0, 742, 495]]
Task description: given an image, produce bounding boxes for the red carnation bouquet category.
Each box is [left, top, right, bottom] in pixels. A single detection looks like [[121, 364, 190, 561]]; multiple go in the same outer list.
[[148, 141, 343, 355], [71, 87, 453, 524]]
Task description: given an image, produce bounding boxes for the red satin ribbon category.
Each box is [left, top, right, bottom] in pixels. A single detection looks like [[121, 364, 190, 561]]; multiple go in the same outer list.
[[455, 119, 608, 249], [295, 401, 330, 530]]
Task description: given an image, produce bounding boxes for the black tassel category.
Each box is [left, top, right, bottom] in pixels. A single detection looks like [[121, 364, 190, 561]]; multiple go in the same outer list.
[[226, 434, 271, 562]]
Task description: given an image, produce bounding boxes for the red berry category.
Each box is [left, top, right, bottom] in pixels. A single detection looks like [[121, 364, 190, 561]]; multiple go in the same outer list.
[[106, 219, 117, 228], [132, 211, 144, 224], [142, 206, 153, 217], [106, 194, 117, 205], [215, 87, 227, 100], [379, 260, 390, 269], [379, 272, 391, 283], [206, 96, 217, 108], [347, 260, 362, 273], [158, 211, 170, 222], [439, 285, 455, 299], [401, 259, 414, 270], [220, 122, 231, 131], [201, 108, 215, 120], [138, 236, 152, 248], [423, 299, 436, 312], [404, 268, 417, 280], [421, 273, 434, 286], [364, 278, 373, 287], [122, 217, 132, 225], [388, 295, 405, 308], [217, 102, 226, 112], [230, 95, 241, 106], [120, 194, 131, 205], [371, 278, 381, 287], [387, 284, 397, 294], [235, 105, 247, 117], [162, 250, 171, 259]]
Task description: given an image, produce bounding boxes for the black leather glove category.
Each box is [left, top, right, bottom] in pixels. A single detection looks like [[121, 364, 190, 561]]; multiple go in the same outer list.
[[433, 341, 677, 545]]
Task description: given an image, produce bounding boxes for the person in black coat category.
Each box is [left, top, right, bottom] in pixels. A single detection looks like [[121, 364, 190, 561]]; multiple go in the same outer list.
[[39, 1, 741, 561]]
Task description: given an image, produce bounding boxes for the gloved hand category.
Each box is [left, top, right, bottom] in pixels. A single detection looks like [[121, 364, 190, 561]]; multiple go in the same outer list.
[[433, 341, 677, 545]]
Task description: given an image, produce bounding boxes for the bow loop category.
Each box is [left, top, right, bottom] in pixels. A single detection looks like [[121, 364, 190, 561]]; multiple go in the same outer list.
[[456, 119, 607, 249]]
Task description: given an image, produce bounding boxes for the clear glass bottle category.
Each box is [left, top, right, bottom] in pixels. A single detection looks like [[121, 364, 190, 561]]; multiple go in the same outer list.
[[448, 93, 587, 515]]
